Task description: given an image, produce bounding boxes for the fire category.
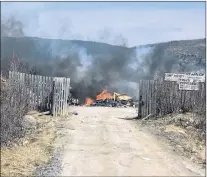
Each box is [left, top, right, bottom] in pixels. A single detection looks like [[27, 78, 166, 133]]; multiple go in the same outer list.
[[84, 89, 112, 105], [96, 89, 112, 100], [85, 97, 94, 105]]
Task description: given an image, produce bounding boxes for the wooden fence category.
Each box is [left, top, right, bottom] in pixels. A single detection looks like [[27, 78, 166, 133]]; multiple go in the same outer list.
[[52, 77, 70, 116], [138, 79, 206, 118], [9, 71, 70, 116]]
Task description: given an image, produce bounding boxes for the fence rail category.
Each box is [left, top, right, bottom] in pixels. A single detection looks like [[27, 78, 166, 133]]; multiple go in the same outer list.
[[9, 71, 70, 116], [138, 79, 206, 118]]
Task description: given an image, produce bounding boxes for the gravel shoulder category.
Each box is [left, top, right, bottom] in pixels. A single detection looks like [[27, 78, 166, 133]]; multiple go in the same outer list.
[[41, 106, 205, 176]]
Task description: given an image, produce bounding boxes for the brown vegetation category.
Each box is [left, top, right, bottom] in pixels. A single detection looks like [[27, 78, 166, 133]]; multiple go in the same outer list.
[[1, 111, 58, 176], [138, 112, 206, 167], [1, 57, 31, 145]]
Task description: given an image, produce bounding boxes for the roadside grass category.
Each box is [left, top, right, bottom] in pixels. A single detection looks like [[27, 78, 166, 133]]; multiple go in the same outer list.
[[1, 111, 58, 176], [165, 124, 187, 135], [138, 112, 206, 166]]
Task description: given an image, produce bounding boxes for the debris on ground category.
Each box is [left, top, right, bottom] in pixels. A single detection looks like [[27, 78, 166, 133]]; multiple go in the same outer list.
[[72, 111, 78, 115], [142, 114, 153, 120], [86, 98, 135, 108]]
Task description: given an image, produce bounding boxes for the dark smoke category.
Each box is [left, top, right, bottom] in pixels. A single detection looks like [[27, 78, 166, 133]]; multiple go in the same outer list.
[[40, 43, 138, 103], [1, 17, 205, 103], [135, 44, 174, 80]]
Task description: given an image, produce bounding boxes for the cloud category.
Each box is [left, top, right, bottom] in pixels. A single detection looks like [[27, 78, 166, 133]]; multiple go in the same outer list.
[[1, 3, 205, 46]]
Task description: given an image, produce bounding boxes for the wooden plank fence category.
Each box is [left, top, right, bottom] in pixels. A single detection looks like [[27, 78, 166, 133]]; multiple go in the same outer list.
[[138, 79, 206, 118], [9, 71, 70, 116], [52, 77, 70, 116]]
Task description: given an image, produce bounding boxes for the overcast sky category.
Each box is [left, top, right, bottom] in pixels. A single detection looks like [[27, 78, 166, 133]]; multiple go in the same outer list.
[[1, 2, 206, 47]]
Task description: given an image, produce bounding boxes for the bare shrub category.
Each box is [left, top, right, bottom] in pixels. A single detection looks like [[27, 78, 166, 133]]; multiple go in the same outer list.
[[1, 57, 30, 146]]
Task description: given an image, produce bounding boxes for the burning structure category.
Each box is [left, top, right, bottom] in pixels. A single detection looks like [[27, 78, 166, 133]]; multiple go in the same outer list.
[[84, 89, 134, 107]]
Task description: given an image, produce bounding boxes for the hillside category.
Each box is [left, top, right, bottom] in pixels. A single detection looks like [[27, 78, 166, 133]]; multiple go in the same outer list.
[[134, 38, 206, 78], [1, 37, 131, 61], [144, 39, 206, 72], [1, 37, 205, 100], [1, 37, 205, 64]]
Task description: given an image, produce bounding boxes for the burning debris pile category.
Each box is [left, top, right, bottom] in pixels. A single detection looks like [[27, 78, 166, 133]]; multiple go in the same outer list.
[[84, 89, 134, 107]]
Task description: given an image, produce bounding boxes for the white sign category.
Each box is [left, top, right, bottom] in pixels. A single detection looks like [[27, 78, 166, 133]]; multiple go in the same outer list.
[[165, 73, 184, 82], [178, 78, 193, 83], [165, 72, 205, 90], [186, 75, 205, 83], [179, 81, 199, 90], [165, 73, 205, 83]]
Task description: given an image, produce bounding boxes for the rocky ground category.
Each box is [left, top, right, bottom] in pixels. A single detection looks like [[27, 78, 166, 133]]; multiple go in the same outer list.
[[35, 106, 205, 176]]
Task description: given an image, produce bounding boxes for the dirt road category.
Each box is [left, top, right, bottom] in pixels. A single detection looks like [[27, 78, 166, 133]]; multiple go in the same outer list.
[[59, 107, 205, 176]]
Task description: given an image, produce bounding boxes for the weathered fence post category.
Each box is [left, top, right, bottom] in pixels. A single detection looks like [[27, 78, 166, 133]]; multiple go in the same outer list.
[[51, 80, 55, 116], [138, 95, 143, 119]]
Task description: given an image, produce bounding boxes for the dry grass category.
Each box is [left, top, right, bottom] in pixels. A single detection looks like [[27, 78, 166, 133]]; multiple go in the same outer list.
[[165, 124, 205, 163], [165, 124, 187, 136], [1, 111, 58, 176], [139, 113, 206, 166]]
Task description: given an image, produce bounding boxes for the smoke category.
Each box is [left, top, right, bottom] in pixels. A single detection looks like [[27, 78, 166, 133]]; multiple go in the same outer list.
[[1, 16, 24, 76], [1, 16, 24, 37], [134, 42, 206, 83], [0, 16, 143, 102], [1, 16, 205, 103], [70, 45, 135, 102], [21, 30, 140, 102], [63, 41, 205, 103]]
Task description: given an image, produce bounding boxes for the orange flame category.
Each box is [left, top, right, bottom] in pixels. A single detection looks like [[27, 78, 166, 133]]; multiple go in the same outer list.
[[85, 97, 94, 105], [96, 89, 112, 100], [84, 89, 112, 105]]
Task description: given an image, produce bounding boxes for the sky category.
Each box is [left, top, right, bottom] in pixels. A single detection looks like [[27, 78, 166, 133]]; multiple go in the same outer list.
[[1, 1, 206, 47]]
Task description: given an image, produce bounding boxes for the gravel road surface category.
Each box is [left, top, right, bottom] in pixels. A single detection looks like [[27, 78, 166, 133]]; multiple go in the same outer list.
[[44, 107, 205, 176]]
